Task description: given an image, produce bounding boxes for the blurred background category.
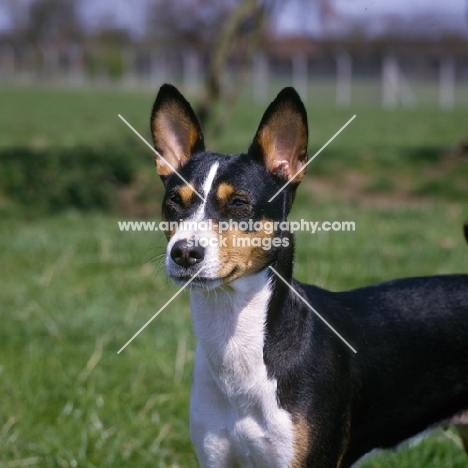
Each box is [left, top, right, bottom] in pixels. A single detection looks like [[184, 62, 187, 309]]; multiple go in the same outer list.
[[1, 0, 468, 108], [0, 0, 468, 215], [1, 1, 468, 467]]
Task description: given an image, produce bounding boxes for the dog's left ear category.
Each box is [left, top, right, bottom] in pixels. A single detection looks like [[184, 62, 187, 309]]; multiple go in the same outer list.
[[250, 87, 308, 183], [150, 84, 205, 178]]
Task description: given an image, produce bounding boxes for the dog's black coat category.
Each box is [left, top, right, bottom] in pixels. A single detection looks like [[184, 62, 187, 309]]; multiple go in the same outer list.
[[266, 259, 468, 466]]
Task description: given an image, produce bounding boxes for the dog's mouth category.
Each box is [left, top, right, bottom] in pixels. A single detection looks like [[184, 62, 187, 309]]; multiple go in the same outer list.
[[169, 266, 239, 290]]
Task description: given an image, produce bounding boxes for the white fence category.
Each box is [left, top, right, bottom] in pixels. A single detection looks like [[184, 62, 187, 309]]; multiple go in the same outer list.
[[1, 44, 468, 108]]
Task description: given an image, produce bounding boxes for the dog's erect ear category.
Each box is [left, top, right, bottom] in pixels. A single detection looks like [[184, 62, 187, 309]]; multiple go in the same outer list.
[[250, 87, 308, 183], [150, 84, 205, 178]]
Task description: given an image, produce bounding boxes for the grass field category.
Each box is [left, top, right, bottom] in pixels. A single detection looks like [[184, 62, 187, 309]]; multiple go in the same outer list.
[[1, 83, 468, 467]]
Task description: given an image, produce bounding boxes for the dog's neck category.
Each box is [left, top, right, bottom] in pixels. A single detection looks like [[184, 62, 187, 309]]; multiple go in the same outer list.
[[188, 237, 297, 394], [189, 268, 297, 466], [189, 270, 273, 392]]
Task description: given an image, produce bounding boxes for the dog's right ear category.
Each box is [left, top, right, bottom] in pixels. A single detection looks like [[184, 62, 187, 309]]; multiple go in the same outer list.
[[150, 84, 205, 179]]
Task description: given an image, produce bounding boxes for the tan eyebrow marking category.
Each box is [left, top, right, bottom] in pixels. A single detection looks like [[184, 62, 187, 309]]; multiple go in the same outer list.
[[216, 182, 235, 202], [178, 184, 196, 206]]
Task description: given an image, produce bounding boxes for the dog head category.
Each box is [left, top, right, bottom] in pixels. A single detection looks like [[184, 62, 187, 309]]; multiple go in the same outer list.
[[150, 84, 308, 289]]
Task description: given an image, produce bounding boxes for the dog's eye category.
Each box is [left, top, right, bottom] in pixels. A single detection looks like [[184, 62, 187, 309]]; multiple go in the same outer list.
[[169, 193, 182, 204], [230, 198, 248, 207]]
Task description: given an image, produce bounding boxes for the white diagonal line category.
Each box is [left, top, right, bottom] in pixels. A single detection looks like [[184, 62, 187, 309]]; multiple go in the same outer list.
[[268, 114, 356, 202], [117, 266, 206, 354], [118, 114, 205, 202], [269, 266, 357, 354]]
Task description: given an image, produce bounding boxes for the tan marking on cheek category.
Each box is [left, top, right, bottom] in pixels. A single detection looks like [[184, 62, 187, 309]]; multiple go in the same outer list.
[[163, 224, 176, 241], [164, 227, 176, 241], [160, 212, 178, 241], [216, 182, 235, 203], [214, 222, 277, 281], [161, 212, 170, 241], [291, 416, 310, 468]]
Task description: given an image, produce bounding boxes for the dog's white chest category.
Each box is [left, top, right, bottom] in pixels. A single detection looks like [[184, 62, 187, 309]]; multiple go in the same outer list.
[[189, 273, 294, 468]]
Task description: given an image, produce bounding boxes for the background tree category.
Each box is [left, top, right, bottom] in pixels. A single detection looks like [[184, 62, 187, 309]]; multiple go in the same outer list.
[[27, 0, 81, 43], [146, 0, 271, 138]]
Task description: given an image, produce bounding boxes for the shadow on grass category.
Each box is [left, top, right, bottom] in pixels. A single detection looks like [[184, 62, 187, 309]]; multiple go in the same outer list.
[[0, 144, 161, 216]]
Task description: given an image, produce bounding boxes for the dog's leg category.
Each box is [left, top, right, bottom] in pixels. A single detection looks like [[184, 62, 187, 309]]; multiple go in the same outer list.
[[190, 346, 237, 468]]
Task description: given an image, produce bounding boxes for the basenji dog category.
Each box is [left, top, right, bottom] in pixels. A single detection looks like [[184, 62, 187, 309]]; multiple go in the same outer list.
[[149, 84, 468, 468]]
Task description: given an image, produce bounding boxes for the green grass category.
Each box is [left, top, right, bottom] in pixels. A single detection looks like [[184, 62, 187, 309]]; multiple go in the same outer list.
[[360, 429, 468, 468], [2, 203, 467, 467], [1, 215, 197, 467], [0, 86, 154, 149], [1, 84, 468, 467], [1, 83, 468, 208]]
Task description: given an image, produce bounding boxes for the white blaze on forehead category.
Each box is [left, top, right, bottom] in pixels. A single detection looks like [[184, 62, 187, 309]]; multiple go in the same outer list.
[[202, 162, 219, 198], [197, 161, 219, 219]]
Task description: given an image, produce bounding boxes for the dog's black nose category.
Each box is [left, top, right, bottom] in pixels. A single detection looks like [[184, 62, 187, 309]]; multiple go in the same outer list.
[[170, 239, 205, 268]]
